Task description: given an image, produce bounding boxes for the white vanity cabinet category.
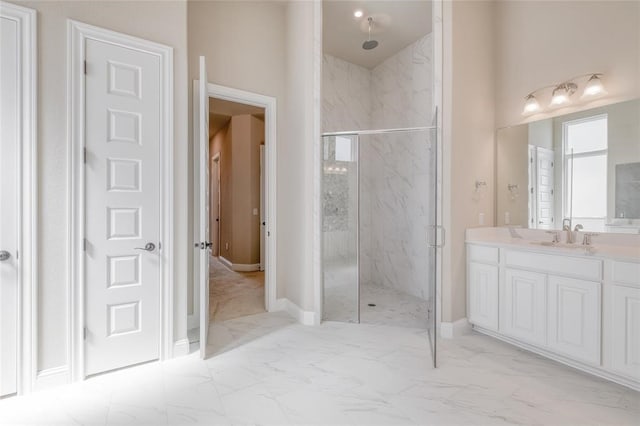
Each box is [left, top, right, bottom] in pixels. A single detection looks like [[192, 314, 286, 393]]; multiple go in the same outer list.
[[500, 268, 547, 346], [466, 241, 640, 390], [606, 261, 640, 381], [467, 245, 499, 331], [547, 275, 601, 365]]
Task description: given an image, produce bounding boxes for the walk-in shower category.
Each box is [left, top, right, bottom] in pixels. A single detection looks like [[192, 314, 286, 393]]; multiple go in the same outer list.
[[321, 119, 439, 366]]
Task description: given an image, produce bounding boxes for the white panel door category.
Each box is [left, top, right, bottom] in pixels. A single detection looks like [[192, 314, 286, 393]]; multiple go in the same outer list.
[[501, 268, 547, 346], [468, 262, 499, 331], [0, 14, 19, 397], [610, 284, 640, 380], [536, 147, 555, 229], [85, 38, 161, 376], [198, 56, 211, 359], [547, 276, 601, 365]]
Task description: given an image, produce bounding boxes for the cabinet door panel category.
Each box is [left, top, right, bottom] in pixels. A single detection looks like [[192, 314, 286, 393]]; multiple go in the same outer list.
[[501, 269, 546, 346], [610, 285, 640, 380], [468, 262, 499, 330], [548, 276, 601, 365]]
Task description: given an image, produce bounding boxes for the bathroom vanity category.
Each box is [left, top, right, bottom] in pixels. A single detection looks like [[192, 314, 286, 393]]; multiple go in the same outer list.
[[466, 227, 640, 391]]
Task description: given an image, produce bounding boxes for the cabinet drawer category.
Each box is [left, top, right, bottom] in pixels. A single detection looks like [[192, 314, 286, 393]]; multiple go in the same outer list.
[[612, 261, 640, 286], [468, 245, 499, 264], [504, 249, 601, 281]]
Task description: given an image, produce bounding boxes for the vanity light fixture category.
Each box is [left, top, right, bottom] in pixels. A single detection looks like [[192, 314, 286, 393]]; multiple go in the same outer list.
[[354, 9, 363, 18], [550, 82, 577, 107], [523, 94, 541, 114], [521, 73, 606, 115], [582, 74, 606, 98]]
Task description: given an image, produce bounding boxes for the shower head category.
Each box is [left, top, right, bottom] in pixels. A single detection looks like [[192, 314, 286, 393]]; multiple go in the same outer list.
[[362, 17, 378, 50], [362, 39, 378, 50]]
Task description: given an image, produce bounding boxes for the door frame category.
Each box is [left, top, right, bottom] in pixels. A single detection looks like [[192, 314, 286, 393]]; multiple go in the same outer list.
[[210, 153, 220, 256], [191, 82, 277, 322], [67, 20, 174, 382], [0, 1, 37, 395]]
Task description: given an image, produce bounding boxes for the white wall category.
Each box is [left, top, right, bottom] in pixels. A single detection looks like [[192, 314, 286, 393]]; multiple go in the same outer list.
[[495, 0, 640, 129], [187, 0, 320, 314], [18, 0, 189, 374], [187, 0, 286, 311], [442, 0, 640, 324], [283, 0, 318, 312], [441, 0, 495, 323]]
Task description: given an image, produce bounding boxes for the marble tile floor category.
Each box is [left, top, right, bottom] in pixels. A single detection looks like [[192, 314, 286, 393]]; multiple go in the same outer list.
[[1, 311, 638, 426], [209, 256, 265, 323], [324, 273, 429, 328]]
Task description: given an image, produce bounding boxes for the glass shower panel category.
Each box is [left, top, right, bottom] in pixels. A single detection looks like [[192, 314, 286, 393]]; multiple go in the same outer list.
[[358, 129, 434, 332], [322, 135, 359, 323]]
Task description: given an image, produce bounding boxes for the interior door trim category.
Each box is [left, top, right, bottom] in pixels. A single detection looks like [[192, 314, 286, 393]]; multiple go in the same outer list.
[[67, 19, 174, 382], [0, 1, 37, 396]]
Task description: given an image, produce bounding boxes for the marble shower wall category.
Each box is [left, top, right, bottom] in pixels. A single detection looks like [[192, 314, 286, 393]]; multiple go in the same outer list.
[[364, 33, 434, 300], [322, 33, 433, 301]]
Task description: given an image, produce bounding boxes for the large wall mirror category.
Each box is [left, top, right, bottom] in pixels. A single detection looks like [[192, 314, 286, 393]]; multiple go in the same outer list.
[[496, 99, 640, 234]]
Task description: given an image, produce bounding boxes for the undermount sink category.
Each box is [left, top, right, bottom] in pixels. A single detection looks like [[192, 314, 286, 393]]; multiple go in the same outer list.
[[529, 241, 590, 250]]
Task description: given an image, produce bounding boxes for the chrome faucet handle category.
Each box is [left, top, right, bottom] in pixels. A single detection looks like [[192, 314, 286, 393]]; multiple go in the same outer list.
[[574, 224, 583, 232], [545, 230, 560, 243], [582, 233, 599, 246]]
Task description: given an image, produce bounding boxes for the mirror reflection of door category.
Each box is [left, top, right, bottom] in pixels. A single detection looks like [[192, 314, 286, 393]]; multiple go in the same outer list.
[[210, 155, 220, 257]]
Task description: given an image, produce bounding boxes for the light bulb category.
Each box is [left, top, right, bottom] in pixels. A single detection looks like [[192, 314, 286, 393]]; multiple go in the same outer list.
[[354, 10, 363, 18], [550, 82, 576, 107], [582, 74, 606, 98], [522, 94, 540, 115]]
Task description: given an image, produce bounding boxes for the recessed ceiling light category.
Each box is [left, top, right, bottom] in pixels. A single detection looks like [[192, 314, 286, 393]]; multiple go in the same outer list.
[[354, 10, 363, 18]]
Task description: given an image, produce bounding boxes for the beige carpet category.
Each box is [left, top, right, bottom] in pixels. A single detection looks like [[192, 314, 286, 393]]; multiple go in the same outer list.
[[209, 256, 265, 322]]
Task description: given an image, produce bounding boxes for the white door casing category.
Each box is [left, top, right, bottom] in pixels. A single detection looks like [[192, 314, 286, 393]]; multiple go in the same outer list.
[[198, 56, 210, 359], [191, 81, 277, 334], [69, 20, 174, 381], [0, 2, 36, 396], [211, 155, 220, 257], [260, 145, 265, 272]]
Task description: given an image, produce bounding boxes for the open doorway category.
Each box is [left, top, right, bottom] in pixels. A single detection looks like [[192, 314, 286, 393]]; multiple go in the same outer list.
[[192, 75, 277, 357], [208, 98, 266, 322]]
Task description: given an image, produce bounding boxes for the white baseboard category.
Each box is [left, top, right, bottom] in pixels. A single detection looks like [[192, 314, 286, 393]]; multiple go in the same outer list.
[[173, 338, 190, 357], [218, 256, 260, 272], [275, 298, 318, 326], [34, 366, 69, 391], [440, 317, 471, 339]]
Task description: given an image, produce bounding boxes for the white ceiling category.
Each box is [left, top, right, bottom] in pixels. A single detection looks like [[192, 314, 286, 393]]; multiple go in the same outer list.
[[323, 1, 432, 69], [209, 98, 265, 137]]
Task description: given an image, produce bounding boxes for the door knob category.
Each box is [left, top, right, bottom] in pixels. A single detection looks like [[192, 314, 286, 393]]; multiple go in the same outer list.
[[0, 250, 10, 261], [134, 242, 156, 252], [200, 242, 212, 250]]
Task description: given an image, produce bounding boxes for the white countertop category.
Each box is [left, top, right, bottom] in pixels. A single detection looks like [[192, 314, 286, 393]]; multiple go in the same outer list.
[[466, 227, 640, 263]]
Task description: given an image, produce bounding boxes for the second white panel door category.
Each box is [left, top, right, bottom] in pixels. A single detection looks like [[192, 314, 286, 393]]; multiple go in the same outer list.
[[84, 37, 161, 376]]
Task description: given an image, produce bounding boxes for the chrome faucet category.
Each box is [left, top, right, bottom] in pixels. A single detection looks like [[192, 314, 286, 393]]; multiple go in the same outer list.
[[582, 232, 598, 246]]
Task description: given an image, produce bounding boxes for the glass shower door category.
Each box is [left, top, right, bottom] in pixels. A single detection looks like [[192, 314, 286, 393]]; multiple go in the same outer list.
[[321, 134, 359, 323]]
